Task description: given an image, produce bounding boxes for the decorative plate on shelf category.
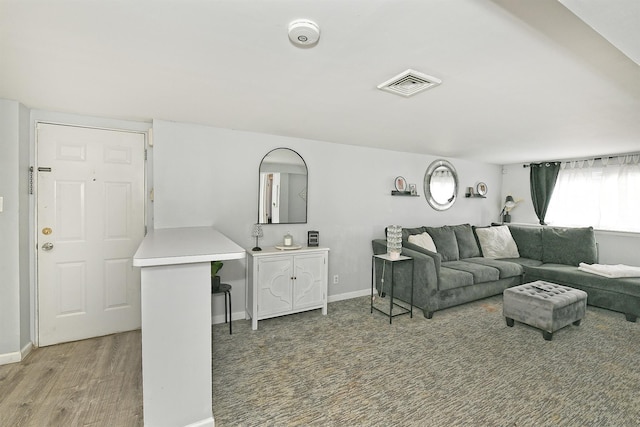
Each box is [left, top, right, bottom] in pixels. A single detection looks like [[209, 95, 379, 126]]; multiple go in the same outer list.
[[275, 244, 302, 250], [395, 176, 407, 192], [476, 182, 488, 196]]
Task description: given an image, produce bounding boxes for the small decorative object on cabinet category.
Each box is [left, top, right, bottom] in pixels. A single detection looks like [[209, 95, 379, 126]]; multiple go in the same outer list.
[[275, 232, 302, 250], [247, 246, 329, 330], [252, 224, 263, 251], [308, 230, 319, 246]]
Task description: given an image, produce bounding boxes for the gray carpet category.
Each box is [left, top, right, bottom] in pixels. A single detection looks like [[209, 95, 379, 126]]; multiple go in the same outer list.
[[211, 295, 640, 426]]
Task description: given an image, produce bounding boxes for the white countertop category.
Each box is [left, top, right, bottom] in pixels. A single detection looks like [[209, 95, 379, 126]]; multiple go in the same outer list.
[[133, 226, 246, 267]]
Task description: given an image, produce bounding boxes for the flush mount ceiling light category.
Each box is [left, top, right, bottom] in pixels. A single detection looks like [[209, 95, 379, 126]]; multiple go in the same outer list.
[[377, 69, 442, 97], [288, 19, 320, 47]]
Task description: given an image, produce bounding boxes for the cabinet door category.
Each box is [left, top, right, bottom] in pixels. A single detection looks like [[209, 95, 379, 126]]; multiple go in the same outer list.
[[293, 253, 325, 310], [257, 256, 293, 317]]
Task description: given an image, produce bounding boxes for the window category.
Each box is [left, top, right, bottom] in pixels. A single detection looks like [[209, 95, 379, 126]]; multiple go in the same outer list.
[[545, 155, 640, 232]]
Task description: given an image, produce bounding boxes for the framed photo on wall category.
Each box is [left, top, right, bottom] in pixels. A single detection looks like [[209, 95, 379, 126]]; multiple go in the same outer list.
[[395, 176, 407, 192], [476, 182, 488, 196]]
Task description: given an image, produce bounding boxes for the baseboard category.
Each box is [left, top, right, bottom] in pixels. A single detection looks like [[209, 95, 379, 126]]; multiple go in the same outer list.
[[209, 290, 370, 325], [328, 288, 371, 303], [21, 341, 33, 360], [0, 341, 32, 366], [211, 310, 246, 325], [0, 351, 21, 366]]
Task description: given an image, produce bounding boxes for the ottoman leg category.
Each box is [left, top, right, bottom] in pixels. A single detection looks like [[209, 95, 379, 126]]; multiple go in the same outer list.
[[505, 317, 514, 327], [543, 331, 553, 341], [573, 319, 582, 326]]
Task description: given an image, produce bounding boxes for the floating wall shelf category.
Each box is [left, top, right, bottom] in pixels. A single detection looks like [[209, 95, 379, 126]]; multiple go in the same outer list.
[[391, 191, 419, 197]]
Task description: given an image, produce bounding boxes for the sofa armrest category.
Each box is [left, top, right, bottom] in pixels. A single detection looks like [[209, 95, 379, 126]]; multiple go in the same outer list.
[[372, 238, 387, 256], [401, 246, 439, 296], [403, 241, 442, 278]]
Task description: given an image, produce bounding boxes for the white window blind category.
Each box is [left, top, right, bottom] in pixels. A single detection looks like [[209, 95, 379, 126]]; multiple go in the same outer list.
[[545, 155, 640, 232]]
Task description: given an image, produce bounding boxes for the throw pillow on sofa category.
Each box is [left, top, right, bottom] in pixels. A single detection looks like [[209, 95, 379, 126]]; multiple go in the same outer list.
[[408, 232, 437, 253], [426, 226, 459, 261], [507, 225, 543, 260], [450, 224, 481, 259], [542, 226, 597, 266], [475, 225, 520, 259]]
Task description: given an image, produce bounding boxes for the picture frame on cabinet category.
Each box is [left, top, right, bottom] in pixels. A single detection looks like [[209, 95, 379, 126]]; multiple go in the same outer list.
[[409, 183, 417, 195]]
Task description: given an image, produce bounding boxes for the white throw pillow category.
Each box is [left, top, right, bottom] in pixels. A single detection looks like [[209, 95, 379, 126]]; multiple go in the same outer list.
[[408, 232, 437, 253], [475, 226, 520, 259]]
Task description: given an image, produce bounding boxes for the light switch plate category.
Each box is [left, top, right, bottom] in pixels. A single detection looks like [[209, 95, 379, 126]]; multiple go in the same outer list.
[[0, 196, 3, 212]]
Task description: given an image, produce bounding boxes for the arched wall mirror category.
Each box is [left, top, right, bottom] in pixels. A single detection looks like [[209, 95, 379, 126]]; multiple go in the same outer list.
[[424, 159, 459, 211], [258, 148, 308, 224]]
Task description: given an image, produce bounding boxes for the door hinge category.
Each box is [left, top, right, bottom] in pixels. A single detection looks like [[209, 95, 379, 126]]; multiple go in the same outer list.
[[144, 149, 148, 160]]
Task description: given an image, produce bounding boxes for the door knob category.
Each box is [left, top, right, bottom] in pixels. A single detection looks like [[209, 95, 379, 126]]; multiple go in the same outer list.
[[42, 242, 54, 251]]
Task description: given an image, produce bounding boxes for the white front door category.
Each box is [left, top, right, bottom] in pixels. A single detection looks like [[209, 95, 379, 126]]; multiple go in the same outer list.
[[37, 123, 146, 347]]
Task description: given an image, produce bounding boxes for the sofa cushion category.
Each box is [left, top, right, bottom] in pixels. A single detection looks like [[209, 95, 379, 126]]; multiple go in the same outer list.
[[474, 226, 520, 259], [451, 224, 481, 259], [542, 226, 597, 266], [465, 257, 524, 279], [500, 257, 544, 268], [442, 260, 500, 284], [426, 226, 459, 261], [525, 264, 640, 298], [439, 267, 474, 290], [408, 232, 437, 253], [508, 225, 543, 261]]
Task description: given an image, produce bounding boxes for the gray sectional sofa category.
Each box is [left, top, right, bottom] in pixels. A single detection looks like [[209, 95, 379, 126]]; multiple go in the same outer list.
[[372, 224, 640, 322]]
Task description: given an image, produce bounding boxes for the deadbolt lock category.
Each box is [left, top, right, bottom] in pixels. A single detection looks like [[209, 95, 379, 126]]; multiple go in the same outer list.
[[42, 227, 52, 235]]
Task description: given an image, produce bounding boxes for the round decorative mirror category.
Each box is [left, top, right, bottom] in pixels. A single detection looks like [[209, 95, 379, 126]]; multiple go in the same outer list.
[[424, 159, 458, 211], [258, 148, 308, 224]]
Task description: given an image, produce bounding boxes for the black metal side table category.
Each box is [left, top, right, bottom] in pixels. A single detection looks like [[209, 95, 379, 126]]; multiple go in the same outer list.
[[371, 254, 414, 323]]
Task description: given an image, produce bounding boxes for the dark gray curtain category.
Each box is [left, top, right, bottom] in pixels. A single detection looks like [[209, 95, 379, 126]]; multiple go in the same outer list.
[[529, 162, 560, 225]]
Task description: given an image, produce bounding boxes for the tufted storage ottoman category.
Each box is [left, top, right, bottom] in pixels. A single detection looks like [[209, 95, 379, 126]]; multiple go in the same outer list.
[[503, 281, 587, 341]]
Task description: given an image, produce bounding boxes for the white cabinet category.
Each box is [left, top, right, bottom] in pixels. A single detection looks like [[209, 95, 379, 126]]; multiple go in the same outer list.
[[247, 247, 329, 330]]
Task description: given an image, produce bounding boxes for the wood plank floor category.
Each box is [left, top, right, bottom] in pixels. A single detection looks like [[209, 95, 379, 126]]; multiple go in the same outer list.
[[0, 331, 143, 427]]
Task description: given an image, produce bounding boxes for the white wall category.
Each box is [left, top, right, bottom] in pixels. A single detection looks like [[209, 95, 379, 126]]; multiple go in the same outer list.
[[2, 102, 638, 353], [0, 99, 30, 362], [152, 119, 504, 317], [18, 103, 30, 348], [500, 163, 640, 266]]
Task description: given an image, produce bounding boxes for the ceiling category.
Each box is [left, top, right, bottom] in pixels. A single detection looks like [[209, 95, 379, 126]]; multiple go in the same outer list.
[[1, 0, 639, 165]]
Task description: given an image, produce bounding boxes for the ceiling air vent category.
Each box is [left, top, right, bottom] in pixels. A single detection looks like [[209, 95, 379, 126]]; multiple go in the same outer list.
[[377, 69, 442, 97]]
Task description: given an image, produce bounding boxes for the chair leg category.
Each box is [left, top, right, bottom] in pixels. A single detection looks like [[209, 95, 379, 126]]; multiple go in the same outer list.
[[224, 291, 228, 324], [228, 290, 232, 335]]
